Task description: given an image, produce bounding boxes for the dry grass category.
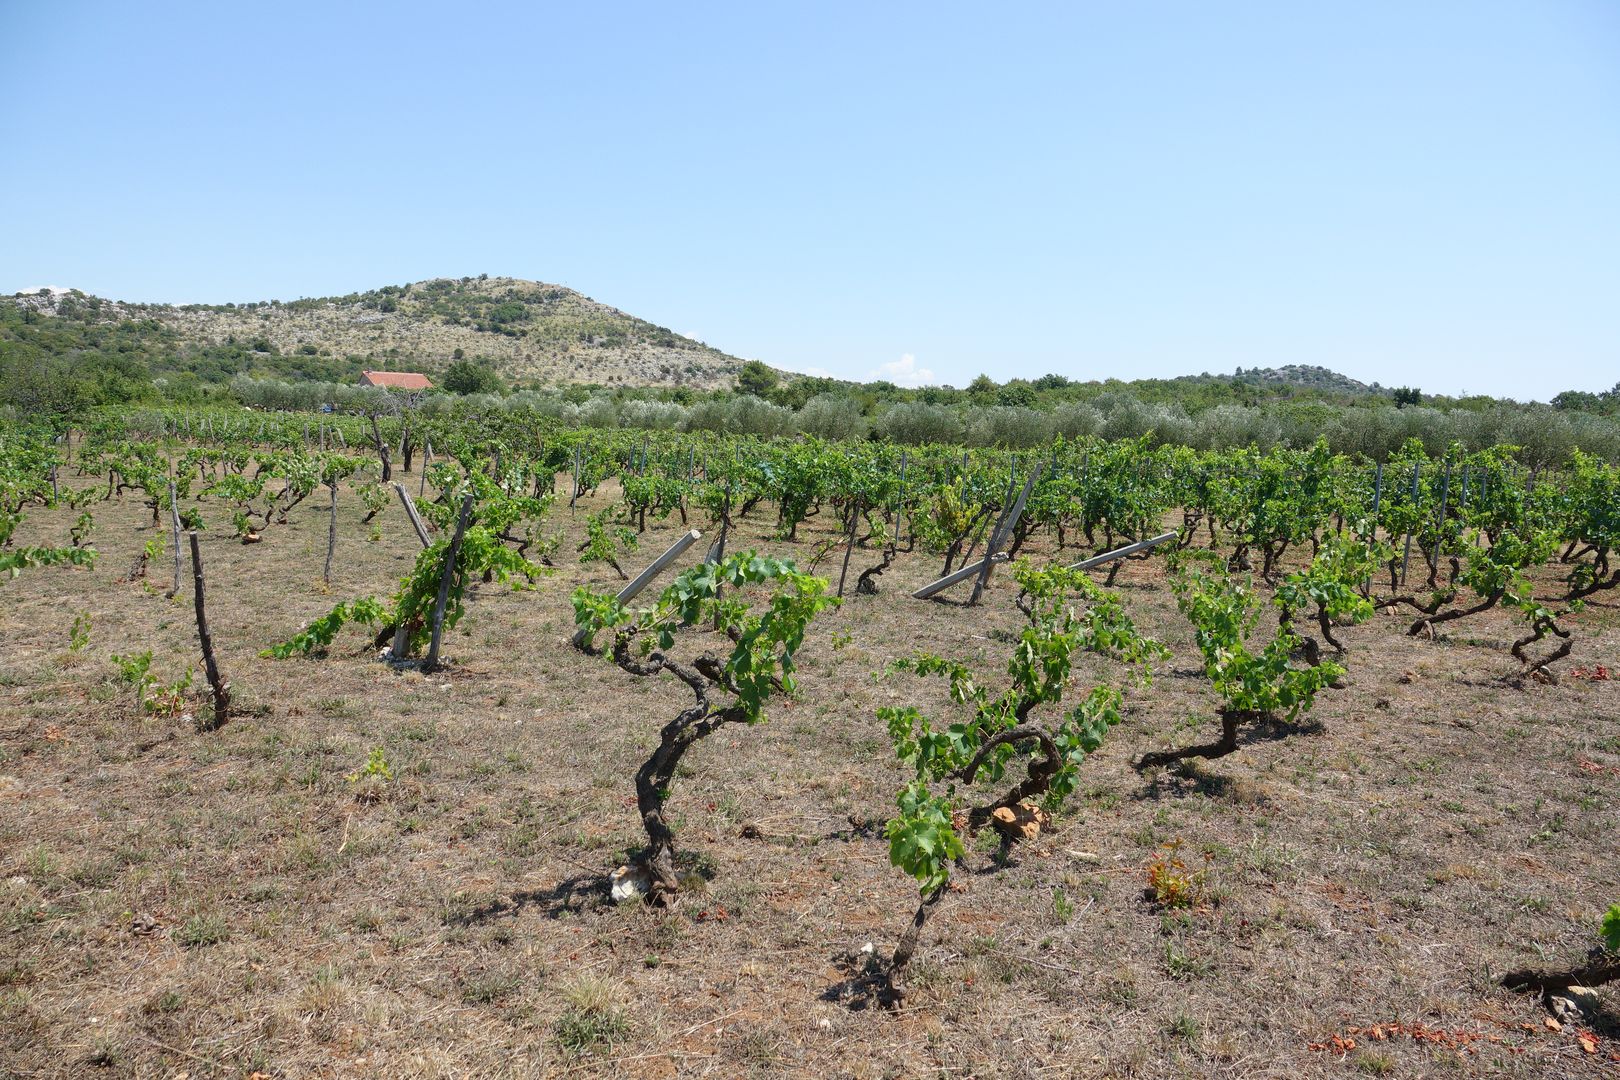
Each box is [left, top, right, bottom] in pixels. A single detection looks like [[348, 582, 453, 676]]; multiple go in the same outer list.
[[0, 467, 1617, 1078]]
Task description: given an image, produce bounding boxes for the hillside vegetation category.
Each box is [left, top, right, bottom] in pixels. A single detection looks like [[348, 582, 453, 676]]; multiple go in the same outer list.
[[5, 276, 744, 390]]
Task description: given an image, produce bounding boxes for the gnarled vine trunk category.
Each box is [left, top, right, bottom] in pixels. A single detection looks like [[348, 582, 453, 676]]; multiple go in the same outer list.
[[1512, 615, 1572, 679], [612, 642, 742, 906], [883, 882, 946, 1005]]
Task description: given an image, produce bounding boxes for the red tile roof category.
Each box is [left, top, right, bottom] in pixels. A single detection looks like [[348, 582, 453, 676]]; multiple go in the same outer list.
[[359, 370, 433, 390]]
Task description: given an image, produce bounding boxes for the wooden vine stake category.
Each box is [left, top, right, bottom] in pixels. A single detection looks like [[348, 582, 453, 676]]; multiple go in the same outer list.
[[1064, 531, 1177, 572], [968, 464, 1041, 605], [423, 495, 474, 672], [912, 552, 1009, 599], [574, 529, 704, 647], [836, 501, 859, 597], [166, 481, 183, 599], [387, 488, 430, 660], [897, 450, 909, 547], [322, 480, 338, 586], [187, 532, 231, 731], [392, 483, 432, 548]]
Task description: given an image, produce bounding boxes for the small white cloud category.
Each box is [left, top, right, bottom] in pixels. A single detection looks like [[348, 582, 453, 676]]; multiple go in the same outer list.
[[867, 353, 935, 388]]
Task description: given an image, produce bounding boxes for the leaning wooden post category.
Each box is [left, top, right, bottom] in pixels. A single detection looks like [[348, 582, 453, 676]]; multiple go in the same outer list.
[[912, 552, 1010, 600], [323, 480, 338, 586], [836, 502, 860, 598], [187, 532, 231, 731], [423, 494, 474, 672], [968, 465, 1041, 606], [392, 483, 431, 548], [166, 481, 183, 599], [573, 529, 703, 647], [1065, 532, 1177, 571]]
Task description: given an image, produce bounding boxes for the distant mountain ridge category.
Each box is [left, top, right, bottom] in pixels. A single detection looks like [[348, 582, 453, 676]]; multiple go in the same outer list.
[[7, 276, 746, 389]]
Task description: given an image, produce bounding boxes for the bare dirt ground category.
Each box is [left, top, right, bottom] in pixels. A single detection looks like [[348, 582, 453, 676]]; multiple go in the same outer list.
[[1, 469, 1617, 1079]]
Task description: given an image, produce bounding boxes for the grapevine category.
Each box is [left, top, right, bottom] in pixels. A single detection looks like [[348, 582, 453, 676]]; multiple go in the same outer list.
[[572, 552, 838, 905]]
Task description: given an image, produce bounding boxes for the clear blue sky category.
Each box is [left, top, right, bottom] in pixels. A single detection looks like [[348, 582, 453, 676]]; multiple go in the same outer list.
[[3, 1, 1617, 400]]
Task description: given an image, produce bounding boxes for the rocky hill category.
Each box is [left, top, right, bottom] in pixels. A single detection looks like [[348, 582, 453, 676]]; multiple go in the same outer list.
[[1240, 364, 1377, 394], [7, 276, 746, 389]]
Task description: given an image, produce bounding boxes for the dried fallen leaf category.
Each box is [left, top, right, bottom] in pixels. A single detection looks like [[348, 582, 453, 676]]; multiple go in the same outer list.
[[1577, 1032, 1598, 1054]]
